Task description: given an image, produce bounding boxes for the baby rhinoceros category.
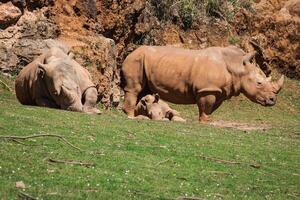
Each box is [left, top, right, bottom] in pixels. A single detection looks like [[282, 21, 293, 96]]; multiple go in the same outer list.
[[134, 94, 186, 122], [15, 46, 100, 114]]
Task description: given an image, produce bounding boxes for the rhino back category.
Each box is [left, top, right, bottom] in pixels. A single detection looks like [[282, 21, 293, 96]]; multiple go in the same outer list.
[[142, 46, 230, 104], [69, 59, 95, 92]]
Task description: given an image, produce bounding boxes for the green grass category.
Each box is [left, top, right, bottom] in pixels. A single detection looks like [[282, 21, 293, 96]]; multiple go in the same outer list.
[[0, 76, 299, 199]]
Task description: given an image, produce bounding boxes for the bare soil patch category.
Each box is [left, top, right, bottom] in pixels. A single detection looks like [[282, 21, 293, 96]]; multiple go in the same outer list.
[[209, 120, 269, 131]]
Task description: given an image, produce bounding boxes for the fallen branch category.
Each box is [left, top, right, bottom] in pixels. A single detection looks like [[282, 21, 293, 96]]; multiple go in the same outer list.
[[47, 158, 95, 167], [205, 170, 232, 175], [11, 139, 39, 146], [176, 197, 204, 200], [0, 134, 83, 152], [199, 155, 261, 169], [18, 191, 37, 200], [0, 79, 12, 92], [155, 158, 170, 166]]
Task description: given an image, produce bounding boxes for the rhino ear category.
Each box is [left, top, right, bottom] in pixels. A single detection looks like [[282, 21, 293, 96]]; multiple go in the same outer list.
[[154, 93, 160, 103], [37, 63, 48, 78], [141, 98, 146, 106]]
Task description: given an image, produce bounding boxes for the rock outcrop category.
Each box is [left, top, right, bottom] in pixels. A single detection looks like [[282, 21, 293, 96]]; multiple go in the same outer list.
[[234, 0, 300, 79], [0, 1, 22, 29], [0, 0, 121, 107]]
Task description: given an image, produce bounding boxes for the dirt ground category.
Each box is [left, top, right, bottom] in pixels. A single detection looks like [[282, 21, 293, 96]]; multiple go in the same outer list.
[[209, 120, 269, 131]]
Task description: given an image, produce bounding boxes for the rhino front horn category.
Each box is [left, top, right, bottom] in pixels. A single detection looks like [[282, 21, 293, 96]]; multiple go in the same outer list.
[[274, 75, 284, 93]]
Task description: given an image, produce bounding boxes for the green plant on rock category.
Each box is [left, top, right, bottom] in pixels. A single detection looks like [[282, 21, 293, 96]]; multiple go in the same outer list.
[[228, 35, 240, 45], [205, 0, 223, 18], [179, 0, 198, 29]]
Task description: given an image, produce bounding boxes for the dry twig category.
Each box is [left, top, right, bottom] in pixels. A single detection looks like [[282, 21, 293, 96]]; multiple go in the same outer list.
[[47, 158, 95, 167], [177, 197, 205, 200], [0, 134, 83, 151], [18, 191, 37, 200], [199, 155, 261, 168], [155, 158, 170, 166]]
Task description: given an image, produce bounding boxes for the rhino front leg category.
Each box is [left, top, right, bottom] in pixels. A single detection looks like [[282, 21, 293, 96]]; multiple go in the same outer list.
[[82, 87, 101, 114], [123, 91, 139, 117], [36, 98, 59, 108], [196, 94, 217, 122]]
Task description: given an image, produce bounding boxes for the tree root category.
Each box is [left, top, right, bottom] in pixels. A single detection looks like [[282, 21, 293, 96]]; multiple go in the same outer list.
[[199, 155, 261, 168], [47, 158, 95, 167], [0, 134, 83, 152]]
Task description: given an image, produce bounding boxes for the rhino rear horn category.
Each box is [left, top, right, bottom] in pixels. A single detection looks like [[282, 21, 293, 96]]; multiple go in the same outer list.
[[243, 51, 256, 65], [273, 75, 284, 93]]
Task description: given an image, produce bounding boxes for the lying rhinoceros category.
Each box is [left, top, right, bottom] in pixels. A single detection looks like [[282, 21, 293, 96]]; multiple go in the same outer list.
[[122, 45, 284, 122], [15, 47, 100, 114], [134, 94, 186, 122]]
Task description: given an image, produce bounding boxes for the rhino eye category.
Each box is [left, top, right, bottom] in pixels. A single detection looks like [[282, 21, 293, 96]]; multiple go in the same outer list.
[[257, 81, 262, 85]]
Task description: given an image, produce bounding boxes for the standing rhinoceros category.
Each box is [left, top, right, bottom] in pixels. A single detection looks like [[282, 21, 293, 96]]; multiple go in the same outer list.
[[122, 45, 284, 122], [15, 47, 100, 114]]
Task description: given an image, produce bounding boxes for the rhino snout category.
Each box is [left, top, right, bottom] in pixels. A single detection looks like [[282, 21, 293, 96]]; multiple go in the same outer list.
[[265, 96, 276, 106]]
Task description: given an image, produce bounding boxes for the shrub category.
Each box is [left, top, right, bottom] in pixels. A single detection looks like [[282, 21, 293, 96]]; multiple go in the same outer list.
[[147, 0, 201, 29], [180, 0, 198, 29], [228, 35, 240, 45], [205, 0, 223, 18]]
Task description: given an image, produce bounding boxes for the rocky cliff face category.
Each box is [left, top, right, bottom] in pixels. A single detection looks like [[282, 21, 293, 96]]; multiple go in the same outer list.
[[0, 0, 121, 108], [234, 0, 300, 78], [0, 0, 299, 107]]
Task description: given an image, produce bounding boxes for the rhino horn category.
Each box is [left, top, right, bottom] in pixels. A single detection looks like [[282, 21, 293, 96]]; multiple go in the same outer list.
[[273, 75, 284, 93], [243, 51, 256, 65]]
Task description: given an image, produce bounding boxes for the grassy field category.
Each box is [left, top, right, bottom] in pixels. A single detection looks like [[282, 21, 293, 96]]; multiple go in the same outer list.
[[0, 75, 299, 200]]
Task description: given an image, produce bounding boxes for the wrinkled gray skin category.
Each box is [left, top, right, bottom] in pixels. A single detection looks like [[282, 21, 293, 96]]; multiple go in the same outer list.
[[134, 94, 186, 122], [15, 47, 100, 114]]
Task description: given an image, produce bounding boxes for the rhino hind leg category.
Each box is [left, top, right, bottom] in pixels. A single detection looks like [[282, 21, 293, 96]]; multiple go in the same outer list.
[[82, 87, 101, 114], [196, 94, 217, 122]]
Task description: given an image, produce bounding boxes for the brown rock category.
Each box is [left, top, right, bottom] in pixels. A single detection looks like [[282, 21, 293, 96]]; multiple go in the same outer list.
[[0, 2, 22, 29], [0, 9, 60, 74]]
